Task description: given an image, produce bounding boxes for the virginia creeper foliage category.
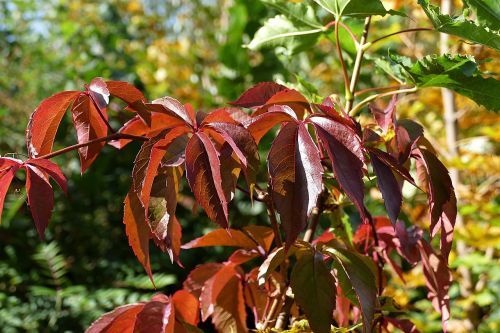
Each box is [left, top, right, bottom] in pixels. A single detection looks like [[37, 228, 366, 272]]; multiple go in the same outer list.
[[2, 0, 498, 332]]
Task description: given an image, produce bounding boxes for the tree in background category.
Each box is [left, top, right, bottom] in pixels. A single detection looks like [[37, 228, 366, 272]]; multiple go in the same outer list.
[[0, 0, 498, 332]]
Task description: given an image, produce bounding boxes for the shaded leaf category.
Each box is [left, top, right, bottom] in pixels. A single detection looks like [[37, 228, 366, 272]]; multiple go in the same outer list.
[[311, 116, 367, 220], [369, 95, 397, 135], [246, 105, 296, 143], [268, 122, 323, 247], [25, 159, 67, 194], [134, 300, 175, 333], [183, 263, 224, 298], [463, 0, 500, 30], [418, 240, 452, 332], [25, 165, 54, 239], [325, 247, 378, 333], [291, 248, 336, 333]]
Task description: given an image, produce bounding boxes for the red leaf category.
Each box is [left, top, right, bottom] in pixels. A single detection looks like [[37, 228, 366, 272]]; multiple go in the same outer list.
[[85, 303, 145, 333], [367, 148, 416, 187], [311, 116, 367, 220], [229, 82, 287, 108], [203, 122, 260, 187], [148, 168, 184, 264], [246, 105, 297, 143], [244, 268, 273, 325], [384, 317, 421, 333], [172, 290, 200, 326], [126, 100, 152, 127], [182, 225, 273, 251], [370, 152, 402, 224], [123, 190, 153, 284], [253, 89, 309, 118], [200, 265, 247, 332], [71, 94, 108, 173], [418, 240, 451, 332], [200, 264, 238, 320], [25, 159, 67, 194], [391, 119, 423, 163], [369, 95, 397, 134], [268, 122, 323, 247], [26, 91, 80, 158], [183, 263, 224, 298], [147, 97, 194, 127], [105, 80, 146, 104], [414, 148, 456, 261], [88, 77, 110, 111], [227, 249, 260, 265], [200, 108, 239, 125], [132, 128, 189, 219], [25, 165, 54, 239], [394, 221, 422, 265], [185, 132, 229, 228], [0, 158, 21, 225], [134, 300, 175, 333]]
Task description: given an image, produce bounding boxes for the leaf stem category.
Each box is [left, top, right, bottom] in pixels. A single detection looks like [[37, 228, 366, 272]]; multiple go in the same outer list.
[[36, 133, 148, 160], [354, 84, 409, 97], [367, 27, 433, 48], [345, 16, 371, 112], [349, 86, 417, 116], [324, 20, 358, 44], [334, 20, 351, 103]]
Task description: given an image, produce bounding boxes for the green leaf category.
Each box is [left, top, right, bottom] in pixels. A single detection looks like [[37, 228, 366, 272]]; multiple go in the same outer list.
[[324, 247, 378, 333], [313, 0, 387, 18], [246, 15, 323, 55], [463, 0, 500, 30], [291, 249, 336, 333], [261, 0, 323, 28], [389, 54, 500, 112], [418, 0, 500, 50]]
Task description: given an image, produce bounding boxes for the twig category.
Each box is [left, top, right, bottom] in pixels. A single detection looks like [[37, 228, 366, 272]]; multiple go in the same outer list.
[[36, 133, 148, 160], [335, 20, 351, 102], [345, 16, 371, 112], [236, 184, 266, 203], [349, 86, 417, 116], [367, 27, 433, 47]]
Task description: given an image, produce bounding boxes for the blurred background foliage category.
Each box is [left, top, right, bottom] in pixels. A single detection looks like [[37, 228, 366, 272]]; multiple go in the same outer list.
[[0, 0, 498, 332]]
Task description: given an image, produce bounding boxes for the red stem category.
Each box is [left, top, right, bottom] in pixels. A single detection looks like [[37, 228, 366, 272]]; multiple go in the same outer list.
[[369, 27, 433, 46], [36, 133, 148, 160]]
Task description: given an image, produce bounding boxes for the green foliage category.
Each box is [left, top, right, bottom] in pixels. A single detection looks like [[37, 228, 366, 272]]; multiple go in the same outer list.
[[312, 0, 387, 18], [378, 54, 500, 112], [463, 0, 500, 30], [418, 0, 500, 51]]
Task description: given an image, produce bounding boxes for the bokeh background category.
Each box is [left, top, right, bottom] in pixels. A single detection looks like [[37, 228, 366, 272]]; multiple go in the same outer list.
[[0, 0, 498, 332]]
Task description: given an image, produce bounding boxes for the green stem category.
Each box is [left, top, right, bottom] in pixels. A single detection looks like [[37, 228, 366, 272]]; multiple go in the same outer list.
[[345, 16, 371, 113], [334, 20, 351, 102], [349, 86, 417, 116], [366, 27, 433, 48]]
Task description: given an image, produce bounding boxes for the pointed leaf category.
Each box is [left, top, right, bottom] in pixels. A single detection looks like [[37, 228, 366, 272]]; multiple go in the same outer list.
[[311, 116, 367, 220], [0, 159, 21, 225], [182, 225, 273, 251], [389, 54, 500, 112], [246, 105, 296, 143], [183, 263, 224, 298], [71, 94, 108, 173], [291, 249, 336, 333], [172, 290, 200, 326], [268, 122, 323, 247], [313, 0, 387, 18], [246, 15, 323, 55], [85, 303, 145, 333], [229, 82, 287, 108], [134, 300, 175, 333], [326, 247, 378, 333], [370, 152, 402, 224], [105, 80, 146, 104], [185, 132, 229, 228], [25, 165, 54, 239], [418, 240, 452, 332], [418, 0, 500, 51], [25, 159, 67, 194], [26, 91, 80, 157], [147, 97, 194, 127], [414, 148, 456, 261], [369, 95, 397, 134], [123, 190, 153, 283]]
